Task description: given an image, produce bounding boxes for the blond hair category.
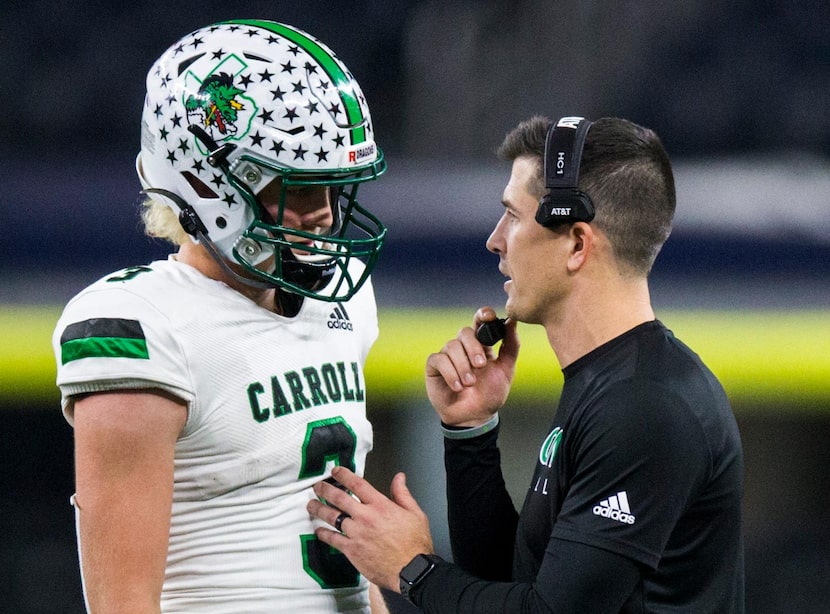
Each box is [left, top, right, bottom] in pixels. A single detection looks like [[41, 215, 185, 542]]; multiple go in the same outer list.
[[140, 195, 193, 246]]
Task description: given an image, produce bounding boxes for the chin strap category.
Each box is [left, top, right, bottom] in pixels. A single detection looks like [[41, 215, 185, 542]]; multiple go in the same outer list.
[[195, 226, 307, 316], [199, 228, 305, 315], [195, 228, 275, 290], [141, 187, 274, 290]]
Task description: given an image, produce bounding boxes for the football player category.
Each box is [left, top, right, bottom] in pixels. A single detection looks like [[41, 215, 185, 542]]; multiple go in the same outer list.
[[53, 20, 388, 613]]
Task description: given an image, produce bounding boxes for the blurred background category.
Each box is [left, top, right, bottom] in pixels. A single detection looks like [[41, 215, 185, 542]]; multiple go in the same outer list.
[[1, 1, 828, 612]]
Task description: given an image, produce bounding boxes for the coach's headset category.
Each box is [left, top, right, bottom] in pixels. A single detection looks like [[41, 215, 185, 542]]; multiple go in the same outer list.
[[535, 116, 595, 227]]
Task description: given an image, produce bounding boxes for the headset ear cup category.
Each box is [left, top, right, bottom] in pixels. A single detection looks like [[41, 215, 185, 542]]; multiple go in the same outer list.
[[536, 194, 555, 226], [535, 190, 595, 227], [574, 191, 595, 222]]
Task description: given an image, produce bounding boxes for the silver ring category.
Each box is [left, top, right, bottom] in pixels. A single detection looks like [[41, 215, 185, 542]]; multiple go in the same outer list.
[[334, 511, 350, 533]]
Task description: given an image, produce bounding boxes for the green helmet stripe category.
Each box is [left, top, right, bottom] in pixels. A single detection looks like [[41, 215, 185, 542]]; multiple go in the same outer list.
[[226, 19, 367, 145]]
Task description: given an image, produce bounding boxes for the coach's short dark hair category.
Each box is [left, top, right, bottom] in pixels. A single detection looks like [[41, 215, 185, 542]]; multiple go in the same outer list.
[[497, 116, 676, 276]]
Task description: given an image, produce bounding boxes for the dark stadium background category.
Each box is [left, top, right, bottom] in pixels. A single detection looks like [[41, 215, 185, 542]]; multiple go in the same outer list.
[[2, 2, 828, 612]]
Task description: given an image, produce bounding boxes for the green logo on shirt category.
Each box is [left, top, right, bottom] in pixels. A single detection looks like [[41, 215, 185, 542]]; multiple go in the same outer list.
[[539, 427, 563, 467]]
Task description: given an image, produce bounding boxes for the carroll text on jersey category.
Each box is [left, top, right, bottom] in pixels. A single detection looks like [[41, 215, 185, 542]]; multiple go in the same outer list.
[[247, 361, 366, 422]]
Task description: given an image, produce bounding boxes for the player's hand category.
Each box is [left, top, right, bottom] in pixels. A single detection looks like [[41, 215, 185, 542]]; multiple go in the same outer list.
[[307, 466, 434, 593], [425, 306, 519, 426]]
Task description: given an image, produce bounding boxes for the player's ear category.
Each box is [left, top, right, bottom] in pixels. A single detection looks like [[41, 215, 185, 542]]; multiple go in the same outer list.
[[566, 222, 593, 272]]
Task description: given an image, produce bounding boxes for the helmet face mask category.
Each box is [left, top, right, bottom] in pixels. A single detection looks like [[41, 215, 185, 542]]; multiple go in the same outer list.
[[232, 165, 386, 299], [137, 19, 386, 301]]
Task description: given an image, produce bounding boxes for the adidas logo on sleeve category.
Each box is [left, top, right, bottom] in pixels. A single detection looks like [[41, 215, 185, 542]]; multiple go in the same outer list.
[[592, 491, 636, 525]]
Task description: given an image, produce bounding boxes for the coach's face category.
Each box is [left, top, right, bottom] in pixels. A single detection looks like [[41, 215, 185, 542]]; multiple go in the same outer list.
[[486, 156, 572, 325]]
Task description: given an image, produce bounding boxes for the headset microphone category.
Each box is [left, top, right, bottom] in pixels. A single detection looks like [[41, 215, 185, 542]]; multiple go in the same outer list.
[[536, 116, 595, 227], [476, 318, 507, 346]]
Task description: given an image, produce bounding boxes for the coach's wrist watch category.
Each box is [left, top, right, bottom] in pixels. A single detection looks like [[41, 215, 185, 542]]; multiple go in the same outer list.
[[399, 554, 441, 603]]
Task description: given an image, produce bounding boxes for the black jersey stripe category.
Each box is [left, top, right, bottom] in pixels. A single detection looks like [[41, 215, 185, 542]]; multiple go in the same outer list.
[[60, 318, 148, 364], [61, 318, 145, 343]]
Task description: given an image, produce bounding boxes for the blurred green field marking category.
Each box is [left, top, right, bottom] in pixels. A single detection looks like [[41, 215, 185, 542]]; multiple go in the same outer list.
[[366, 309, 830, 408], [0, 305, 62, 404], [2, 306, 829, 409]]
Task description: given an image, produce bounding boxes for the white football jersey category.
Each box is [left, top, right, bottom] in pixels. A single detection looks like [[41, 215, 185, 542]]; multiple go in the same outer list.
[[53, 257, 378, 613]]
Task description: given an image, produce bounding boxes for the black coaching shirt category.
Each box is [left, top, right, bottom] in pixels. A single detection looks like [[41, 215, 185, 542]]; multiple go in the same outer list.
[[416, 321, 744, 613]]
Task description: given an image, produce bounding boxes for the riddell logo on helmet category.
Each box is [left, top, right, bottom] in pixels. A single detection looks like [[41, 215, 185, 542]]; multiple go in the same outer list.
[[348, 143, 376, 164]]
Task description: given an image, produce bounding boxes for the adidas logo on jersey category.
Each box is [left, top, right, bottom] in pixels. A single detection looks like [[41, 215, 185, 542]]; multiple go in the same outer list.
[[328, 302, 354, 331], [593, 491, 636, 525]]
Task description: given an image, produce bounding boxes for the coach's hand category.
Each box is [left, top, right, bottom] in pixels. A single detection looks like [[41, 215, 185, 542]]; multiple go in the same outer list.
[[425, 306, 519, 427], [307, 466, 434, 593]]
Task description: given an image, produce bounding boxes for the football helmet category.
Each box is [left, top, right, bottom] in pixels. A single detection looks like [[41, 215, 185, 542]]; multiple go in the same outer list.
[[136, 19, 386, 301]]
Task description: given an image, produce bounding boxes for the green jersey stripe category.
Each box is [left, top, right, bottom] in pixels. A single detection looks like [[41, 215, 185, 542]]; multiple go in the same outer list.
[[61, 337, 149, 365], [226, 19, 367, 145]]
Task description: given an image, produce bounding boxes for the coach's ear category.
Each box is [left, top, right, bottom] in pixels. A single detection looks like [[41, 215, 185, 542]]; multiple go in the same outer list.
[[566, 222, 594, 272]]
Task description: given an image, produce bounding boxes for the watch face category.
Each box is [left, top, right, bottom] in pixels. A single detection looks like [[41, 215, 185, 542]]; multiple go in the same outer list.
[[400, 554, 437, 603], [402, 554, 433, 582]]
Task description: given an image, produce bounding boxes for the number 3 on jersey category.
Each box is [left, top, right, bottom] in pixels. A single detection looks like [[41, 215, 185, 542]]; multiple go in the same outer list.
[[299, 417, 361, 589]]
